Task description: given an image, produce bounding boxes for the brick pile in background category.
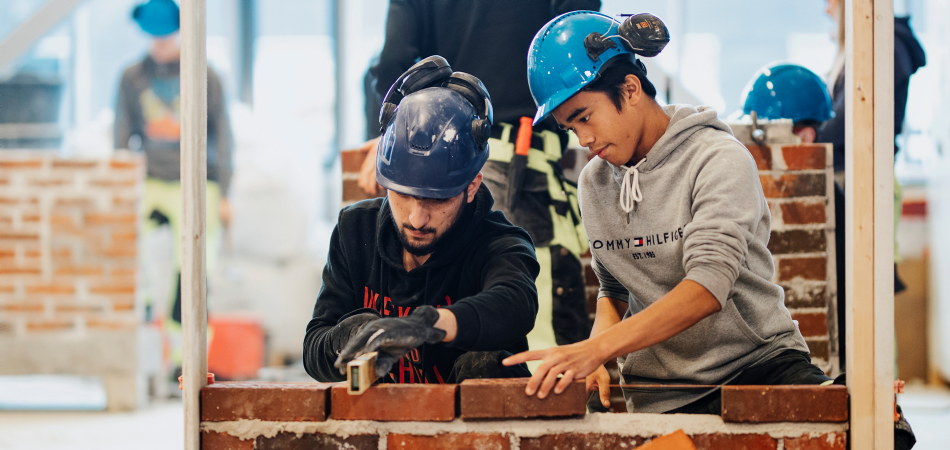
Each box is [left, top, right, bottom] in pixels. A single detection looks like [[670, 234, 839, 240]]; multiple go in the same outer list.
[[0, 151, 146, 409], [341, 148, 375, 207], [200, 380, 848, 450], [0, 151, 143, 334], [752, 143, 836, 370]]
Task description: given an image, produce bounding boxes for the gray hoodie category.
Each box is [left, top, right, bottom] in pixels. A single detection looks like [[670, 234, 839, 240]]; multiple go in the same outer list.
[[578, 104, 809, 413]]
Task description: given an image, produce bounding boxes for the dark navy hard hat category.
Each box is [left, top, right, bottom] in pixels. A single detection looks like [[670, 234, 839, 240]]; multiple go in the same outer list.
[[741, 63, 834, 123], [376, 87, 489, 199], [132, 0, 180, 37]]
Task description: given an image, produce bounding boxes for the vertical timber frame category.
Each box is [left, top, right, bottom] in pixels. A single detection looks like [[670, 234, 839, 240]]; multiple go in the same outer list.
[[845, 0, 895, 448], [180, 0, 209, 449]]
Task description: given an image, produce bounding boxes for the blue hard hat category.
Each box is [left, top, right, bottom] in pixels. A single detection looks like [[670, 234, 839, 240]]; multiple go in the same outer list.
[[376, 87, 489, 199], [132, 0, 180, 37], [527, 11, 631, 125], [741, 63, 834, 123]]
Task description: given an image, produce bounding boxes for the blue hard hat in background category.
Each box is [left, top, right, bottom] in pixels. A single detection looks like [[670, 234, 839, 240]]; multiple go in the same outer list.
[[741, 63, 834, 123], [376, 87, 489, 199], [132, 0, 180, 37], [527, 11, 632, 125]]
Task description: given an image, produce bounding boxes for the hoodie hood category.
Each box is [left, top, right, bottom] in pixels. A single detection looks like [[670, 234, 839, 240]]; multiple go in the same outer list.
[[609, 104, 736, 213], [895, 17, 926, 75]]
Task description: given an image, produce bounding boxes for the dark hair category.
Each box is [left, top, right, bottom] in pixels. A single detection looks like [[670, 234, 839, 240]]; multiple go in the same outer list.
[[582, 54, 657, 111]]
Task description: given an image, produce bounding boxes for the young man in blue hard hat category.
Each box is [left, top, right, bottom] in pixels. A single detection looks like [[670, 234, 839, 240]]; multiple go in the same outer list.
[[502, 11, 835, 415], [303, 57, 539, 384], [114, 0, 233, 376]]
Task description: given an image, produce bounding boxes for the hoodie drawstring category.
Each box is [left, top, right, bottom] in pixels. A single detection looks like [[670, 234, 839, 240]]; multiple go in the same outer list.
[[620, 159, 645, 214]]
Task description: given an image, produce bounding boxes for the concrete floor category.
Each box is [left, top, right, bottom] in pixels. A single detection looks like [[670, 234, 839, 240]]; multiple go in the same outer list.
[[0, 385, 947, 449]]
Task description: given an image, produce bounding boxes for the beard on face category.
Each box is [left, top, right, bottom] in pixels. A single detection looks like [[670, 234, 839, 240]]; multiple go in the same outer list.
[[390, 198, 467, 257]]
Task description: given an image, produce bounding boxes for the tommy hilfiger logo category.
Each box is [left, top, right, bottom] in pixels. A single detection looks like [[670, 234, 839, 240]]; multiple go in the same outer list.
[[590, 226, 685, 251]]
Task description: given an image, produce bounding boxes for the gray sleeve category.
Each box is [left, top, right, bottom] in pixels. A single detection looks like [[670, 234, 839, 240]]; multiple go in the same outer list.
[[682, 141, 762, 305], [593, 253, 629, 302]]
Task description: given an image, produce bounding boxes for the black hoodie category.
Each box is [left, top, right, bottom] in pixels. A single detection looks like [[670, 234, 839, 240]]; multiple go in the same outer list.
[[303, 185, 539, 383], [818, 16, 927, 172]]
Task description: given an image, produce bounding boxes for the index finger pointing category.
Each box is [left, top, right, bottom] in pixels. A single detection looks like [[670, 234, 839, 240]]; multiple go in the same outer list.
[[502, 350, 544, 366]]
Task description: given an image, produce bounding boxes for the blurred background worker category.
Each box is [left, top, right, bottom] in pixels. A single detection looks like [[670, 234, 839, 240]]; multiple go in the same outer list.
[[816, 0, 926, 371], [113, 0, 233, 374], [352, 0, 601, 352]]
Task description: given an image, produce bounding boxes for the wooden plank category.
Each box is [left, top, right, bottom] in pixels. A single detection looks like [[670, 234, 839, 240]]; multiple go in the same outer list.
[[845, 0, 895, 448], [180, 0, 209, 449]]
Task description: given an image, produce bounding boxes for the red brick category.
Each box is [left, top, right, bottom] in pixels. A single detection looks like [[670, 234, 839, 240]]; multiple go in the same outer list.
[[768, 230, 827, 255], [0, 232, 40, 241], [84, 213, 137, 225], [89, 284, 136, 295], [0, 249, 14, 259], [521, 433, 645, 450], [201, 431, 254, 450], [781, 201, 827, 225], [52, 160, 99, 169], [112, 301, 135, 312], [26, 284, 76, 295], [792, 312, 829, 337], [759, 174, 826, 198], [0, 265, 41, 275], [778, 257, 826, 282], [0, 284, 14, 293], [28, 178, 72, 187], [342, 179, 377, 203], [805, 339, 830, 361], [0, 160, 43, 169], [330, 383, 456, 421], [746, 145, 772, 170], [1, 302, 44, 312], [111, 267, 136, 278], [54, 265, 104, 276], [721, 385, 848, 423], [55, 197, 95, 207], [459, 378, 586, 419], [202, 382, 331, 422], [388, 433, 511, 450], [109, 160, 141, 170], [54, 302, 104, 313], [690, 433, 777, 450], [89, 179, 138, 188], [341, 148, 370, 174], [255, 432, 378, 450], [0, 197, 39, 205], [111, 231, 137, 242], [782, 284, 828, 309], [26, 319, 75, 332], [783, 432, 847, 450], [782, 145, 827, 170], [584, 264, 598, 285], [86, 318, 137, 330]]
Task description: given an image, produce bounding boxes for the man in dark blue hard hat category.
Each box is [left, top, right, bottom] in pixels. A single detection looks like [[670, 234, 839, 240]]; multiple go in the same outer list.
[[303, 57, 539, 384]]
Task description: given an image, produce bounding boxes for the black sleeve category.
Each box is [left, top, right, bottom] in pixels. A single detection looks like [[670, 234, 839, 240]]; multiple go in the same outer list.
[[113, 69, 138, 150], [445, 235, 540, 350], [207, 69, 233, 197], [817, 74, 845, 172], [302, 213, 375, 381]]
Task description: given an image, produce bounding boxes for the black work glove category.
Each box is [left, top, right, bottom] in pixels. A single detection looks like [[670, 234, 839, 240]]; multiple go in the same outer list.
[[333, 305, 446, 378], [329, 311, 381, 355]]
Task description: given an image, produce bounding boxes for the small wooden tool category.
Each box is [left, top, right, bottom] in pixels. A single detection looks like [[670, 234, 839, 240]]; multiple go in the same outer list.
[[346, 352, 378, 395]]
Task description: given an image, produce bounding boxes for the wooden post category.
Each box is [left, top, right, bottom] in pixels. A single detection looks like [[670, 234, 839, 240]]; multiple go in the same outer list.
[[179, 1, 209, 449], [845, 0, 894, 448]]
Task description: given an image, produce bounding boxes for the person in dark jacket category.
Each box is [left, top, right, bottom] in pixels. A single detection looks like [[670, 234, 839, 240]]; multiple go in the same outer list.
[[353, 0, 601, 353], [304, 58, 540, 384]]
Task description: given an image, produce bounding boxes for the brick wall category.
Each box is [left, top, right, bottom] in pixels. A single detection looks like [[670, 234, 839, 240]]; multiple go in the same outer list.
[[340, 142, 838, 371], [200, 380, 848, 449], [0, 151, 148, 410]]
